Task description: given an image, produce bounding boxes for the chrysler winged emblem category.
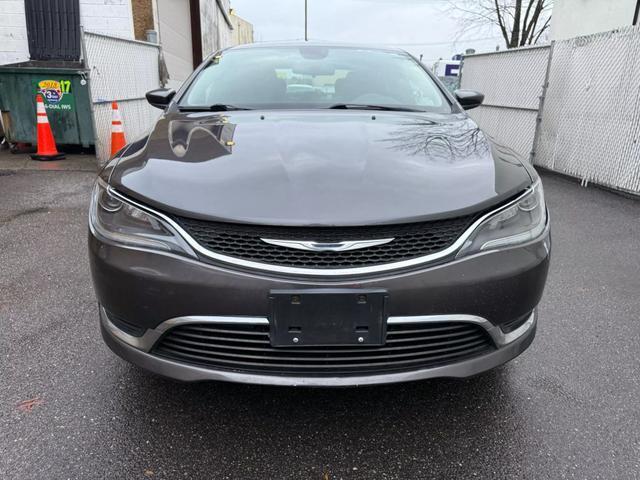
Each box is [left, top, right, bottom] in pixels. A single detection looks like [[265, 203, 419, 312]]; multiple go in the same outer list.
[[260, 238, 395, 252]]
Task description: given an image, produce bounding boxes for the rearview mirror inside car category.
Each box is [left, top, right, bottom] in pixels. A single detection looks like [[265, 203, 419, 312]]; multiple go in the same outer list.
[[146, 88, 176, 109], [454, 89, 484, 110]]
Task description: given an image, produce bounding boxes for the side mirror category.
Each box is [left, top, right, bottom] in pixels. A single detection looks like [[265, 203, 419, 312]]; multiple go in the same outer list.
[[454, 89, 484, 110], [146, 88, 176, 109]]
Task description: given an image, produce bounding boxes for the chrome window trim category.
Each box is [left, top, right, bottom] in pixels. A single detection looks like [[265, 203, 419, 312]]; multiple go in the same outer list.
[[106, 186, 533, 276], [101, 307, 535, 353]]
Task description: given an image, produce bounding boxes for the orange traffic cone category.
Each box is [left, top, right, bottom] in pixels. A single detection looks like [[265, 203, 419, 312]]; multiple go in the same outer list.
[[110, 101, 127, 156], [31, 94, 65, 161]]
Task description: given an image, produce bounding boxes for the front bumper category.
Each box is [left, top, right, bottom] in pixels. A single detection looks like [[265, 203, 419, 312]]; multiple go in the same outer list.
[[100, 307, 537, 386], [89, 224, 550, 386]]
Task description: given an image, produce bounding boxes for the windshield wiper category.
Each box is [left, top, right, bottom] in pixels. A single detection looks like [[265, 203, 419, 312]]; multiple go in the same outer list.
[[178, 104, 253, 112], [327, 103, 425, 112]]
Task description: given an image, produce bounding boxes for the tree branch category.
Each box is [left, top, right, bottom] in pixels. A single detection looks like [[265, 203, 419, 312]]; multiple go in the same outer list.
[[494, 0, 511, 46], [532, 16, 551, 43], [511, 0, 523, 48], [446, 0, 553, 49], [520, 0, 538, 45], [526, 0, 548, 44]]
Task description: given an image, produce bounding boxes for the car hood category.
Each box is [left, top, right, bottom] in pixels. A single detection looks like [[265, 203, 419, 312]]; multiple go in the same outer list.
[[110, 111, 532, 226]]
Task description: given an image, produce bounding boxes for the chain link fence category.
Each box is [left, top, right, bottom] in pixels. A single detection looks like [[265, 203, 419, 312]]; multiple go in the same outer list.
[[82, 31, 163, 163], [460, 27, 640, 195], [460, 45, 550, 160], [535, 27, 640, 193], [79, 27, 640, 193]]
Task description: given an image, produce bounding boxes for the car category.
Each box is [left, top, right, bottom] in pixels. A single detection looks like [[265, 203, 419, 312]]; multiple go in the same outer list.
[[89, 42, 550, 387]]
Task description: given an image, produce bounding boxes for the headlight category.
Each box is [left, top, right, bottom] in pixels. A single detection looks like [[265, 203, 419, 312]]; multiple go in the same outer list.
[[89, 178, 195, 256], [457, 180, 547, 257]]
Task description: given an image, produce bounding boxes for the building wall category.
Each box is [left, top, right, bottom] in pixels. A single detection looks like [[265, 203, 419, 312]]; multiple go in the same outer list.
[[156, 0, 193, 89], [0, 0, 249, 77], [79, 0, 135, 39], [550, 0, 638, 40], [0, 0, 29, 65], [231, 10, 253, 46], [200, 0, 233, 57], [0, 0, 135, 65], [154, 0, 245, 89]]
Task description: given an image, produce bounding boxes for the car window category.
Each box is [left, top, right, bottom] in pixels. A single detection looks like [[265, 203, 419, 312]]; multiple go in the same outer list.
[[180, 46, 451, 113]]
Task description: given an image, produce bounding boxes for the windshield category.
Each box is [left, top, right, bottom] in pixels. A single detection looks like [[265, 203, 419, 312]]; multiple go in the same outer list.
[[179, 45, 452, 113]]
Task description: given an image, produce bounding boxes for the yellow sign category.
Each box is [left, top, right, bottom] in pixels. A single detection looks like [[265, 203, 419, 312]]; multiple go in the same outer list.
[[37, 79, 71, 104], [38, 80, 61, 90]]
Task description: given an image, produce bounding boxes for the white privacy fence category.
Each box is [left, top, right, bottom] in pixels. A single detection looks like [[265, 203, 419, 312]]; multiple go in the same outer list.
[[536, 28, 640, 192], [460, 45, 550, 161], [460, 26, 640, 195], [82, 31, 163, 163]]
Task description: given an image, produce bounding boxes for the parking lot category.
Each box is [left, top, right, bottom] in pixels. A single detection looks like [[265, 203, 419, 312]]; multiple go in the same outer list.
[[1, 163, 639, 479]]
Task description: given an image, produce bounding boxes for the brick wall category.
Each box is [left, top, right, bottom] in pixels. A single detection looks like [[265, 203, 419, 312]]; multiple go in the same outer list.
[[131, 0, 154, 41]]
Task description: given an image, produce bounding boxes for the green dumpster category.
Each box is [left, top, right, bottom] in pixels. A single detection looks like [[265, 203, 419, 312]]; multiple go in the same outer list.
[[0, 61, 94, 148]]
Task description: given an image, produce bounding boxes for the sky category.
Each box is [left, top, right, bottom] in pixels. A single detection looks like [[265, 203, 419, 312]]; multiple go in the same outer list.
[[230, 0, 506, 64]]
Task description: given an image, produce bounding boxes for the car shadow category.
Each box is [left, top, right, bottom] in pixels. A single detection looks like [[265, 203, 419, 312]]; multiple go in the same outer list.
[[105, 363, 527, 476]]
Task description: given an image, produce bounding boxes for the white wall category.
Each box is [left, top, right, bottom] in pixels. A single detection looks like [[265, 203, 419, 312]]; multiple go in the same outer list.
[[551, 0, 637, 40], [0, 0, 135, 66], [155, 0, 235, 88], [0, 0, 29, 65], [156, 0, 193, 89], [79, 0, 135, 39]]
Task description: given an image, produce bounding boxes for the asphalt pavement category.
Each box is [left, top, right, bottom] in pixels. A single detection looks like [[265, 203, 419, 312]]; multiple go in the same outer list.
[[1, 161, 639, 479]]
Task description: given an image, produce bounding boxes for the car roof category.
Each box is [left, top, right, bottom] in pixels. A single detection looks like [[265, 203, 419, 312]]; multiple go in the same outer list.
[[223, 41, 409, 55]]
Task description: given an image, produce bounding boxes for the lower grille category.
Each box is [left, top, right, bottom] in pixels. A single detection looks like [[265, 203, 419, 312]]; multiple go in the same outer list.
[[152, 321, 495, 376]]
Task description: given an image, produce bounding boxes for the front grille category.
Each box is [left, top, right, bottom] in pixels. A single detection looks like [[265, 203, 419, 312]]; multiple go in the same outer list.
[[152, 322, 495, 376], [173, 215, 478, 269]]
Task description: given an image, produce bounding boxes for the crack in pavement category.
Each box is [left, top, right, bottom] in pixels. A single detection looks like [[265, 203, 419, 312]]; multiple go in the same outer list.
[[0, 207, 49, 225]]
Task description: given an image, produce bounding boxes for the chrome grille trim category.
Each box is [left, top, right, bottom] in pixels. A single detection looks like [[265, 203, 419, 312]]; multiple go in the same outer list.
[[100, 307, 536, 354], [176, 215, 475, 268], [259, 237, 396, 252], [107, 186, 532, 276]]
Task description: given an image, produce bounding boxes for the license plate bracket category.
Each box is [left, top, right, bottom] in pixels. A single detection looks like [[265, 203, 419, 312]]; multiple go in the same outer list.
[[269, 289, 388, 347]]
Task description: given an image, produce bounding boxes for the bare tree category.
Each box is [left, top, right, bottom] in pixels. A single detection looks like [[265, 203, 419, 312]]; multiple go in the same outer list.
[[448, 0, 553, 49]]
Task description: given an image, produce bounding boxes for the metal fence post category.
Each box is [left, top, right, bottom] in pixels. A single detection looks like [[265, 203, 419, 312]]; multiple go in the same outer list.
[[530, 40, 555, 164], [80, 26, 99, 163]]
